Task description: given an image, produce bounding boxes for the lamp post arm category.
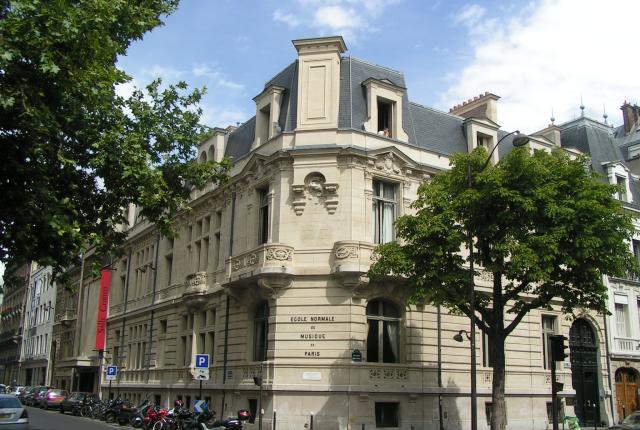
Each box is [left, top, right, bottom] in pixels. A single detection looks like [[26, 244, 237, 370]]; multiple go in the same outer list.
[[480, 130, 521, 171]]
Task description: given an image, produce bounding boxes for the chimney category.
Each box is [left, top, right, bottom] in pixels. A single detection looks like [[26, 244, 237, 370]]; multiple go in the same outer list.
[[621, 101, 639, 135], [450, 92, 500, 123], [535, 124, 561, 146]]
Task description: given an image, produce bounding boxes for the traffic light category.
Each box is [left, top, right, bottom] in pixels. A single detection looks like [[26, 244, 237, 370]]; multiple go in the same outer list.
[[550, 335, 569, 361]]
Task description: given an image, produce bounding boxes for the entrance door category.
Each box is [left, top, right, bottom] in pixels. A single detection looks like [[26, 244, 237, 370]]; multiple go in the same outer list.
[[616, 368, 639, 420], [570, 319, 600, 426]]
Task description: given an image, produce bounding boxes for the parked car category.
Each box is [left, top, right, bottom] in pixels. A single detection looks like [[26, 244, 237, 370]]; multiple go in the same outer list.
[[40, 389, 68, 409], [20, 387, 38, 406], [28, 386, 49, 407], [16, 387, 31, 404], [0, 394, 28, 429], [610, 411, 640, 429], [8, 386, 24, 396], [59, 392, 92, 415]]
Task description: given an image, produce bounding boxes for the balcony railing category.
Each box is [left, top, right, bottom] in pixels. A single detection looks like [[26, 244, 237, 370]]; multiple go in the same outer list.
[[54, 309, 77, 324], [614, 336, 639, 352]]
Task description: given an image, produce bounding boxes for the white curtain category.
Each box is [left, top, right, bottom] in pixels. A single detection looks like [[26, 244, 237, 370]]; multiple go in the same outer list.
[[382, 202, 395, 243], [385, 321, 399, 362]]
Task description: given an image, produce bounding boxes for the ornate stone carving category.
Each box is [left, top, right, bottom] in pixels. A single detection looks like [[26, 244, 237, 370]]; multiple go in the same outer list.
[[291, 173, 340, 215], [369, 367, 408, 380], [231, 254, 259, 272], [266, 247, 293, 261], [374, 153, 402, 175], [335, 246, 358, 259]]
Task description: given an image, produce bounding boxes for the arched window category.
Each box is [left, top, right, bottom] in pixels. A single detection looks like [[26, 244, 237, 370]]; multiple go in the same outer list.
[[253, 301, 269, 361], [199, 151, 206, 163], [208, 146, 215, 162], [366, 299, 401, 363]]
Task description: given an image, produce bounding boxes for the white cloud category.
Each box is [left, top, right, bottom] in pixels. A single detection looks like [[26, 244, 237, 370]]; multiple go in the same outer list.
[[440, 0, 640, 133], [453, 4, 486, 27], [314, 5, 363, 29], [200, 105, 248, 128], [273, 9, 301, 27], [274, 0, 401, 43], [192, 64, 244, 91]]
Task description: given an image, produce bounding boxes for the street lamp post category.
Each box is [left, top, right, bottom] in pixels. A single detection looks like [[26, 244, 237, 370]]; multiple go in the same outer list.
[[463, 130, 529, 430]]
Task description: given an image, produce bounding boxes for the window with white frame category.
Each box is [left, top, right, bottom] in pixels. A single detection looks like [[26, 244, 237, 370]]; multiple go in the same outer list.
[[541, 315, 557, 370], [373, 180, 397, 244], [366, 299, 401, 363], [482, 330, 494, 368], [617, 175, 628, 202], [615, 295, 630, 337]]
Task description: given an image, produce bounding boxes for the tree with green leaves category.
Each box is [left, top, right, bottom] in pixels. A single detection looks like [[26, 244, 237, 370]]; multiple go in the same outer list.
[[370, 147, 636, 430], [0, 0, 230, 281]]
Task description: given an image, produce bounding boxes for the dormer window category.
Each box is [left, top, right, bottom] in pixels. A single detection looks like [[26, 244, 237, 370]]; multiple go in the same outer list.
[[617, 175, 628, 202], [363, 78, 408, 143], [252, 85, 285, 149], [256, 104, 271, 146], [377, 98, 393, 138]]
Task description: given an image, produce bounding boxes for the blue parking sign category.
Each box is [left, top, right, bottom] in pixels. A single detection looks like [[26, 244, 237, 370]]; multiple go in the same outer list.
[[195, 354, 209, 369], [106, 365, 117, 381]]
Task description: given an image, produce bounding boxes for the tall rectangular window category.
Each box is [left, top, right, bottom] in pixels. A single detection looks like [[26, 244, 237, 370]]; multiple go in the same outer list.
[[373, 180, 397, 244], [542, 315, 556, 370], [258, 189, 269, 245], [482, 330, 493, 368], [377, 98, 393, 138], [616, 298, 630, 337], [617, 175, 628, 202]]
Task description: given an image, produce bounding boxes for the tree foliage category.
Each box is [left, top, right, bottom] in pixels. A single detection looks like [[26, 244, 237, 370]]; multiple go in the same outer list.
[[0, 0, 230, 280], [370, 147, 636, 429]]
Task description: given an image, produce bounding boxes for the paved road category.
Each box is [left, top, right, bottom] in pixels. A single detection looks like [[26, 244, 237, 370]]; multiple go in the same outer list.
[[27, 406, 120, 430]]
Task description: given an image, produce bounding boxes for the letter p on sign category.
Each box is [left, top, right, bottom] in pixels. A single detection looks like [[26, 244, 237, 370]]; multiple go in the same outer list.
[[195, 354, 209, 369]]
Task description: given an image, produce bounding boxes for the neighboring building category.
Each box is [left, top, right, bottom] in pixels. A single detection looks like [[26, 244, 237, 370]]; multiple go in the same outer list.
[[101, 36, 613, 429], [19, 264, 56, 386], [51, 249, 105, 392], [581, 102, 640, 424], [0, 262, 30, 385]]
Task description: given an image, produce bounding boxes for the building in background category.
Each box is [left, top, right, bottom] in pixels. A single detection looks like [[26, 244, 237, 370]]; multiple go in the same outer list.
[[51, 249, 105, 393], [0, 262, 30, 385], [592, 102, 640, 423], [19, 264, 56, 386], [97, 36, 626, 429]]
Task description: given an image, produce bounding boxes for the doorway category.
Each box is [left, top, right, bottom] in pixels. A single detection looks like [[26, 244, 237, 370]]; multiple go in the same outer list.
[[569, 319, 600, 426], [615, 367, 639, 420]]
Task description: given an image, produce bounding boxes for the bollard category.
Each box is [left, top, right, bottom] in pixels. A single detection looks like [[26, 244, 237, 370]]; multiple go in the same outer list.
[[310, 413, 314, 430], [272, 409, 276, 430], [362, 424, 365, 430]]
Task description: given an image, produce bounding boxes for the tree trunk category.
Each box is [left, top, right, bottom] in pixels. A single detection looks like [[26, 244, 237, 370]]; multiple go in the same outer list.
[[490, 329, 507, 430]]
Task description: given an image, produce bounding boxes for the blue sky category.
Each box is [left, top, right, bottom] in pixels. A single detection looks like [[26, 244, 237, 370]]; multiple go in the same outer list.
[[117, 0, 640, 134]]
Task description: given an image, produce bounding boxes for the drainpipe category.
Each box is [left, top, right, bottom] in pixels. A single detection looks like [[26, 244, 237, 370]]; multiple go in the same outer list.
[[146, 234, 161, 383]]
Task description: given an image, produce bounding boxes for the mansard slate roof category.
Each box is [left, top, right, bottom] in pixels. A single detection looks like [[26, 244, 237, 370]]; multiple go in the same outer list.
[[558, 116, 640, 207], [224, 56, 468, 160]]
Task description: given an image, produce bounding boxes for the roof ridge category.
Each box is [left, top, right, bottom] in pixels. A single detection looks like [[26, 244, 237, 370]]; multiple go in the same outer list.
[[264, 60, 297, 89], [346, 56, 403, 75], [409, 101, 464, 121]]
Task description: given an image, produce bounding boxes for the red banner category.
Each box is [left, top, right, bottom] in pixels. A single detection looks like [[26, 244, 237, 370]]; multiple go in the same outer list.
[[95, 268, 111, 351]]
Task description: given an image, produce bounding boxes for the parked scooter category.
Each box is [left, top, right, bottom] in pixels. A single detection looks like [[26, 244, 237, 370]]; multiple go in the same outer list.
[[204, 408, 250, 430]]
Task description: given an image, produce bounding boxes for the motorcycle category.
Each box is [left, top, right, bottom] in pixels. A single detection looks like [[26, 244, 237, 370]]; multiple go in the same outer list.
[[202, 408, 250, 430]]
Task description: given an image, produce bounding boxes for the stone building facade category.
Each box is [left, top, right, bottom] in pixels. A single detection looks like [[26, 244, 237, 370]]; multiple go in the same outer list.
[[20, 264, 56, 386], [102, 36, 614, 429], [50, 249, 103, 392], [0, 262, 30, 386]]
